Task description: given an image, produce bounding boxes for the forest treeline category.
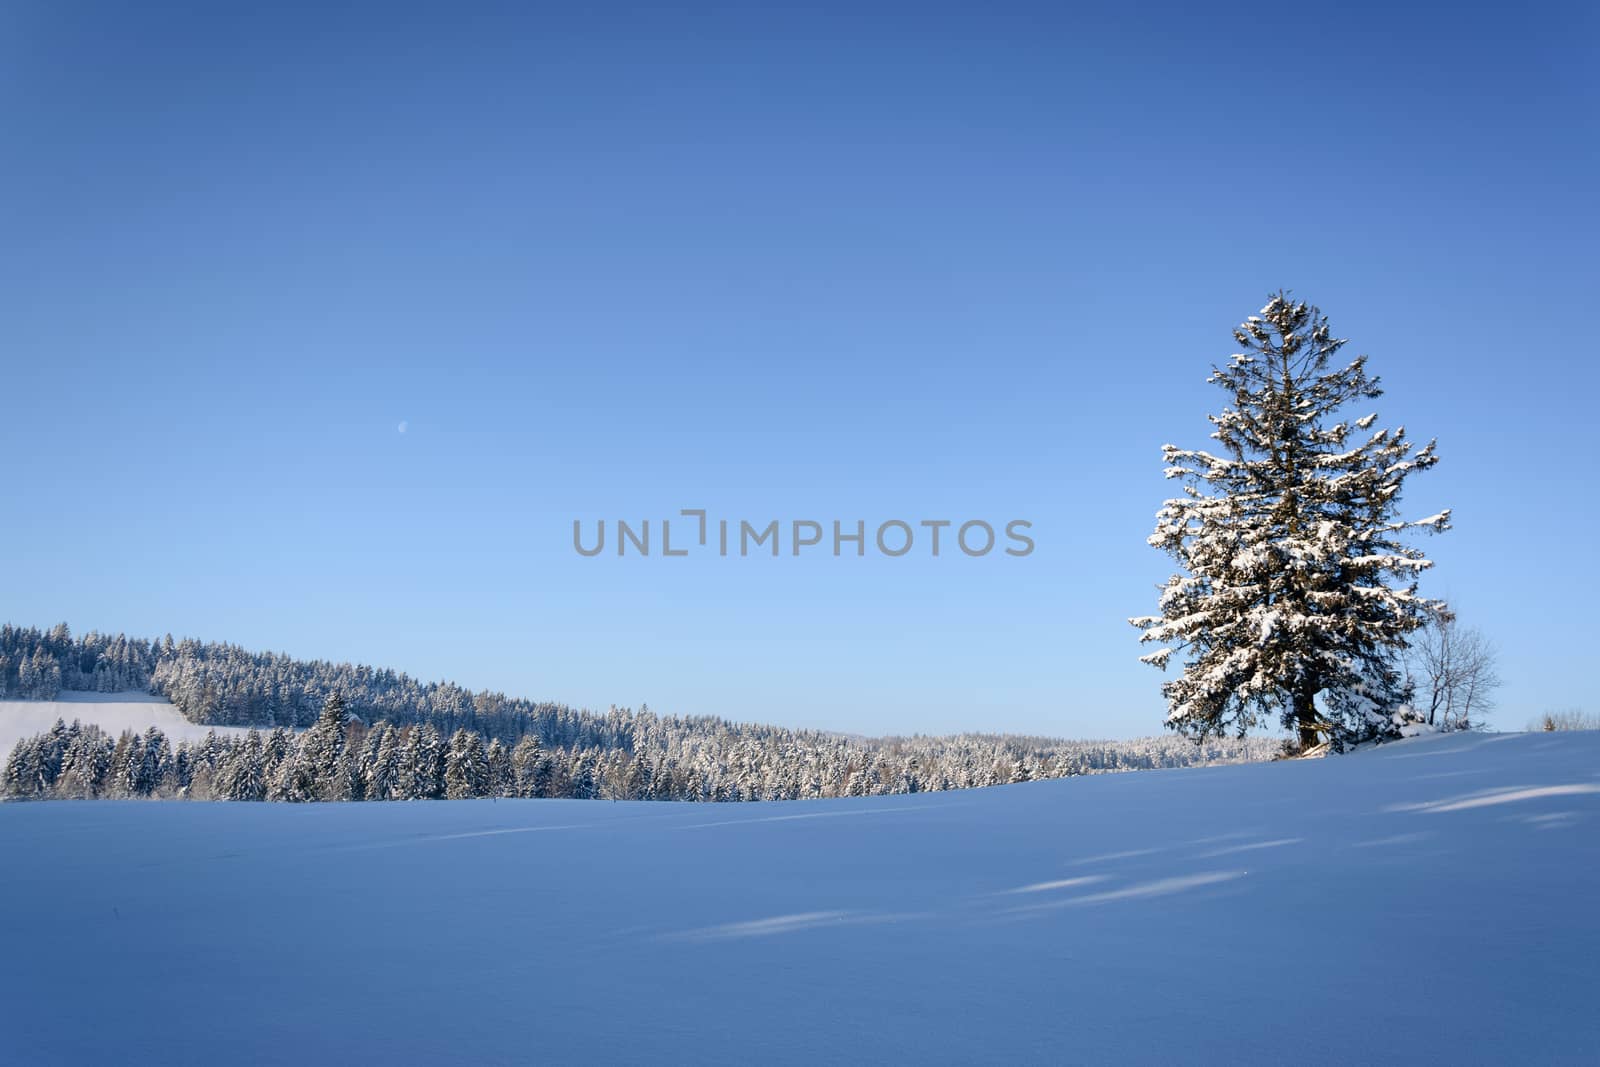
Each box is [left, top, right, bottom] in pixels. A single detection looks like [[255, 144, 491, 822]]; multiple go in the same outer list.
[[1, 624, 1275, 802]]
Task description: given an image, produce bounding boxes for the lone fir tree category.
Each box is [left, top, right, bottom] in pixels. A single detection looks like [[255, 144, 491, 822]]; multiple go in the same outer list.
[[1132, 294, 1450, 750]]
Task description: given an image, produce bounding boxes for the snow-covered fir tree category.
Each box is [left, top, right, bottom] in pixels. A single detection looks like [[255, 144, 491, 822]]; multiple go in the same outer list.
[[485, 739, 514, 798], [215, 730, 267, 801], [444, 728, 490, 799], [510, 734, 542, 797], [364, 724, 401, 800], [269, 696, 349, 803], [1132, 294, 1450, 750]]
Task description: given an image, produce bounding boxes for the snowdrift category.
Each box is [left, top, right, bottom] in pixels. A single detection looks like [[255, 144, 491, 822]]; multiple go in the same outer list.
[[2, 730, 1597, 1064]]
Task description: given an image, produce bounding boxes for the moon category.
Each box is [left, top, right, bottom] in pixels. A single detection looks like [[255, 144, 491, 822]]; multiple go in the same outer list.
[[397, 420, 408, 434]]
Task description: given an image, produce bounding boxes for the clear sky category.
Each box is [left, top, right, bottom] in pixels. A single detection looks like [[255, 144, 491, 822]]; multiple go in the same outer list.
[[3, 1, 1595, 739]]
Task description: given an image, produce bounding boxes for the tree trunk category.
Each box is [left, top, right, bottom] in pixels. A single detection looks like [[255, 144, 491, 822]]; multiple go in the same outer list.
[[1294, 686, 1320, 751]]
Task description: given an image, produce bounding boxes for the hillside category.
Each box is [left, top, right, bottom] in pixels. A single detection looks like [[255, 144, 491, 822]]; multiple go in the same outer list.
[[3, 730, 1596, 1063], [1, 624, 1275, 801], [0, 692, 258, 761]]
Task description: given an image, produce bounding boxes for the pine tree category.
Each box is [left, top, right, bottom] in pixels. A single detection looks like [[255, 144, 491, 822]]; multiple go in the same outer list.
[[415, 724, 446, 799], [16, 650, 36, 699], [216, 730, 267, 801], [364, 724, 400, 801], [263, 727, 292, 773], [267, 698, 349, 803], [140, 727, 172, 796], [170, 742, 192, 794], [3, 739, 43, 797], [1132, 294, 1449, 750], [444, 729, 489, 799], [110, 731, 147, 796], [29, 648, 61, 699], [510, 735, 542, 797], [396, 724, 446, 800], [485, 739, 514, 798], [267, 741, 316, 803], [568, 751, 596, 800], [57, 726, 113, 798], [298, 692, 352, 801]]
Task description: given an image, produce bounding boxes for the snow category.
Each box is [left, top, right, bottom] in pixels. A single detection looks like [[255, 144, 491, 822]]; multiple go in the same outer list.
[[0, 692, 256, 757], [3, 731, 1599, 1063]]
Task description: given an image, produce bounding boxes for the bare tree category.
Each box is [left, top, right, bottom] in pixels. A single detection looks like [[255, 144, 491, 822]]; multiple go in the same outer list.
[[1407, 614, 1501, 729], [1533, 709, 1599, 732]]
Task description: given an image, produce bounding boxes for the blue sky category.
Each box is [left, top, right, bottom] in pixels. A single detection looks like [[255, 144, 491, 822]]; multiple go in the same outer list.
[[3, 1, 1595, 738]]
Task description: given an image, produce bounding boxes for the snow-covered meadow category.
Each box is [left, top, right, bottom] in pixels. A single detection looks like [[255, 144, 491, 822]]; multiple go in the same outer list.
[[3, 730, 1597, 1064], [0, 692, 255, 757]]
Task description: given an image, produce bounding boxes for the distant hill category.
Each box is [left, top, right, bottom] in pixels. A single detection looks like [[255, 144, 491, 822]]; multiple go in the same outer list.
[[1, 623, 1275, 801]]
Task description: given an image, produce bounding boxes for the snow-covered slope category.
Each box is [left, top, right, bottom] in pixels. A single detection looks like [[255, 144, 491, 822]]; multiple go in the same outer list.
[[0, 691, 254, 757], [3, 731, 1597, 1064]]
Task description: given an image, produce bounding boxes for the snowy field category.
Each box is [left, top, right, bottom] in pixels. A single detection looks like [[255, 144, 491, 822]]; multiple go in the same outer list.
[[0, 692, 254, 756], [3, 731, 1598, 1065]]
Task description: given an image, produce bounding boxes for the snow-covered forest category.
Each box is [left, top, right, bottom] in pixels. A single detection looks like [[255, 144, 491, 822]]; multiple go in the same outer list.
[[0, 624, 1274, 802]]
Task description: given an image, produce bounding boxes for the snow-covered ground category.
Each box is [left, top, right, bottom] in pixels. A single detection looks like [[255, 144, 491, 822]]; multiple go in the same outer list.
[[0, 691, 255, 756], [3, 731, 1597, 1064]]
